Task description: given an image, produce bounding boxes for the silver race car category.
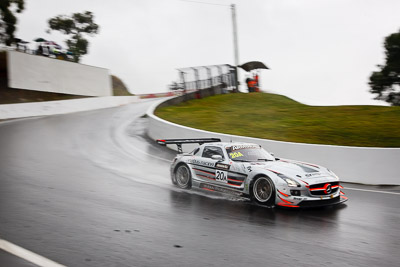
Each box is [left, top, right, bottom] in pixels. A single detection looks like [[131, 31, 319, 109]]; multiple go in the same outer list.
[[157, 138, 347, 208]]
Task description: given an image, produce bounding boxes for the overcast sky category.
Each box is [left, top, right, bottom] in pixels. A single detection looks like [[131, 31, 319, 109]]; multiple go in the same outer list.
[[15, 0, 400, 105]]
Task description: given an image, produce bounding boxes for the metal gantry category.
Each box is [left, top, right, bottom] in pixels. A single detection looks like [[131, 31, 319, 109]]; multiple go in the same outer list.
[[177, 64, 236, 95]]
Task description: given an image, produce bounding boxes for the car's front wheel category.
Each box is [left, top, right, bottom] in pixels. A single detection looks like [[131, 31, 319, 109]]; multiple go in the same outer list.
[[250, 176, 275, 206], [174, 164, 192, 189]]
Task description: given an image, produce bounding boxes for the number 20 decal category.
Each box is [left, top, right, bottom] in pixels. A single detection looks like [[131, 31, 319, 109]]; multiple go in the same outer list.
[[215, 170, 228, 183]]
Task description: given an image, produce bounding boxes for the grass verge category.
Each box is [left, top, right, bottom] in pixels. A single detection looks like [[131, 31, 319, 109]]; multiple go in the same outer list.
[[155, 93, 400, 147]]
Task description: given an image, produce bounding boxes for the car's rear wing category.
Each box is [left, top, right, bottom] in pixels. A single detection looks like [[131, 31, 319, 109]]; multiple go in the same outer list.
[[157, 138, 221, 153]]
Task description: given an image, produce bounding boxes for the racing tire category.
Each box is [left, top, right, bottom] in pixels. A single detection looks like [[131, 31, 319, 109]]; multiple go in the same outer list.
[[250, 176, 275, 206], [171, 174, 177, 185], [174, 164, 192, 189]]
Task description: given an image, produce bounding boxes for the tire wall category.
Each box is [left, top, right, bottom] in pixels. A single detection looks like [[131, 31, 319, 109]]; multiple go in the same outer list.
[[147, 97, 400, 185]]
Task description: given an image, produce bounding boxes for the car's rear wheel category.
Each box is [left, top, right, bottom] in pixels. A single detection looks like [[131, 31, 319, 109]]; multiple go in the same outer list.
[[250, 176, 275, 206], [174, 164, 192, 189]]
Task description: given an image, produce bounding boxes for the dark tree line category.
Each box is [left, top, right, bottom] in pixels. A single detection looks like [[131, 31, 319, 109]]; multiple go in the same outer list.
[[0, 0, 24, 46], [47, 11, 99, 62], [369, 29, 400, 106], [0, 1, 99, 63]]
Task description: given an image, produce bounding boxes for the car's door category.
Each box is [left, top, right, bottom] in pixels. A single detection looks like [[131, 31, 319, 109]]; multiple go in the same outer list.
[[189, 146, 230, 185], [225, 148, 252, 190]]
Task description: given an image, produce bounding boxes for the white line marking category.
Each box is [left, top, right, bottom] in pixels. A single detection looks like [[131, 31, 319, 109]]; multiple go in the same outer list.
[[0, 238, 66, 267], [344, 187, 400, 195]]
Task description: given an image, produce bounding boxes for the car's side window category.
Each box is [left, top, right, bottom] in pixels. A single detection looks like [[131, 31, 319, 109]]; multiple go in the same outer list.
[[202, 146, 225, 159]]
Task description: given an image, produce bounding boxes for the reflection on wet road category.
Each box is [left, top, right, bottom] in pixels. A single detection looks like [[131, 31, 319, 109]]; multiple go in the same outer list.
[[0, 99, 399, 266]]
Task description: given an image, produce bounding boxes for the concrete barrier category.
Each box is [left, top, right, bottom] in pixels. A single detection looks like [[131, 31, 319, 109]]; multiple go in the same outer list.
[[6, 50, 112, 96], [0, 96, 139, 120], [147, 97, 400, 185]]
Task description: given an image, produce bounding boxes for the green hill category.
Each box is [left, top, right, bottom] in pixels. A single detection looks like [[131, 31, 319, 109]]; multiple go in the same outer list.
[[155, 93, 400, 147], [112, 75, 133, 96]]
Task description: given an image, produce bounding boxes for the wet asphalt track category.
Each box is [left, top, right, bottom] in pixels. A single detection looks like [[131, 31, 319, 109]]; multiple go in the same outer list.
[[0, 99, 400, 267]]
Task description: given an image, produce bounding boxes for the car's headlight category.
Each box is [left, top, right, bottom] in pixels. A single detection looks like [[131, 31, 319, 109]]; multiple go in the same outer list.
[[277, 173, 301, 187]]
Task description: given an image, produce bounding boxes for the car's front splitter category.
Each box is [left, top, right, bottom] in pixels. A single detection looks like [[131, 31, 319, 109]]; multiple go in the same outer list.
[[277, 196, 348, 208]]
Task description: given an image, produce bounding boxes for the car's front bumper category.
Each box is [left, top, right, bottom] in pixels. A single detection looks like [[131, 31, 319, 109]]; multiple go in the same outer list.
[[276, 195, 348, 208]]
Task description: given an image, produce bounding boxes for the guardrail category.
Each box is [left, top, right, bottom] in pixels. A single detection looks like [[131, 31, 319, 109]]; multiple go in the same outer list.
[[147, 96, 400, 185]]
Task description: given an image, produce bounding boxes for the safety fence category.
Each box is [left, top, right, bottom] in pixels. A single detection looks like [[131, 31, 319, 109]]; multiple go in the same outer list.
[[171, 64, 237, 93]]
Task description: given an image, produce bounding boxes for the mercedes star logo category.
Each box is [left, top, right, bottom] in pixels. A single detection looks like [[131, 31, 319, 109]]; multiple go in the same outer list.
[[325, 184, 332, 194]]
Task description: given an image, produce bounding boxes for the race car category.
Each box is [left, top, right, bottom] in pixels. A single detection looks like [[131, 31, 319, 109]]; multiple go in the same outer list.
[[157, 138, 348, 208]]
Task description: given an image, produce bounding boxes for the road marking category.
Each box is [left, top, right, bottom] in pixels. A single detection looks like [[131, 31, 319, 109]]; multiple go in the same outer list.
[[344, 187, 400, 195], [0, 238, 66, 267]]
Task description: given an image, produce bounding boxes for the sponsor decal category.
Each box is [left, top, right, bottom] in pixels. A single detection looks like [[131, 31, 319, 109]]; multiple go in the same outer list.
[[229, 151, 244, 159], [215, 163, 230, 170], [189, 159, 214, 167], [199, 183, 242, 196], [215, 170, 228, 183], [305, 173, 321, 177], [230, 145, 259, 151]]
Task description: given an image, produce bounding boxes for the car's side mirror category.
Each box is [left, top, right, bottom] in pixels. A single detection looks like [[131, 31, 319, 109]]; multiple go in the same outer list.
[[211, 155, 223, 161]]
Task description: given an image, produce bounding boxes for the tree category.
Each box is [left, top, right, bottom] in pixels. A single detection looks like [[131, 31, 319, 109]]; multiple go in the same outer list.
[[47, 11, 99, 63], [0, 0, 24, 46], [369, 29, 400, 106]]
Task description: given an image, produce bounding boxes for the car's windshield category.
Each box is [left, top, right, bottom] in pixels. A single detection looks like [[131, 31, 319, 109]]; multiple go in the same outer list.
[[226, 145, 275, 162]]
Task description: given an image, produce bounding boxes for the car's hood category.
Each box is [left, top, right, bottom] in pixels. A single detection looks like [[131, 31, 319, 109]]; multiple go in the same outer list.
[[247, 159, 338, 184]]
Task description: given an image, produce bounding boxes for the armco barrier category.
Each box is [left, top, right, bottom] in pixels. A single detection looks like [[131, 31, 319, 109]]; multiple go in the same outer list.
[[147, 97, 400, 185]]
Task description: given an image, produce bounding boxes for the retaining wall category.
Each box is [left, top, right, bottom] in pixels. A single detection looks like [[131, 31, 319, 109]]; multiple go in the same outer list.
[[147, 97, 400, 185], [6, 50, 112, 96], [0, 96, 139, 120]]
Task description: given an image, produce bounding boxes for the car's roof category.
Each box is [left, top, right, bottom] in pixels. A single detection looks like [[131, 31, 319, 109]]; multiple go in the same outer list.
[[201, 142, 261, 149]]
